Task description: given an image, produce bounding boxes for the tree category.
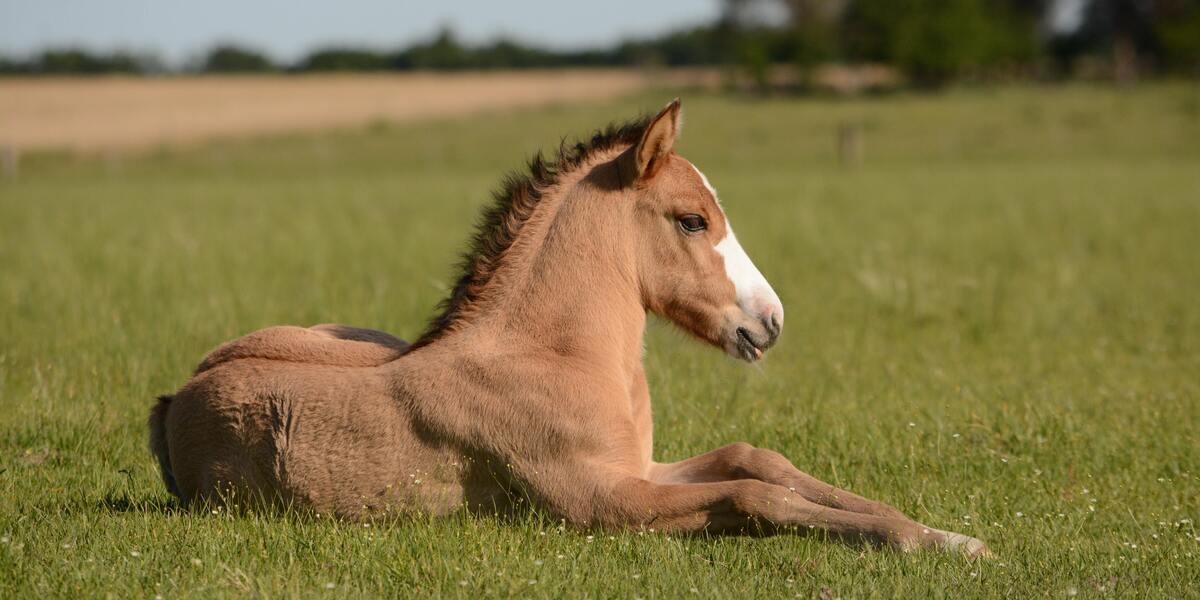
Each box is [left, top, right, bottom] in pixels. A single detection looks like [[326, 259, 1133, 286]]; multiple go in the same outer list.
[[1048, 0, 1200, 80], [398, 27, 469, 70], [34, 48, 148, 74], [1155, 0, 1200, 74], [299, 48, 389, 72], [843, 0, 1038, 85], [0, 56, 28, 74], [1079, 0, 1158, 81], [203, 45, 274, 73]]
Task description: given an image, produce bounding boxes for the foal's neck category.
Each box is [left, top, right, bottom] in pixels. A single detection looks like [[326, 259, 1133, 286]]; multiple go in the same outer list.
[[458, 158, 646, 381]]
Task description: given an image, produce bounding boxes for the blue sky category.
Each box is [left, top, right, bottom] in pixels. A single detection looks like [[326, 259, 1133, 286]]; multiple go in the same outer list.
[[0, 0, 722, 64]]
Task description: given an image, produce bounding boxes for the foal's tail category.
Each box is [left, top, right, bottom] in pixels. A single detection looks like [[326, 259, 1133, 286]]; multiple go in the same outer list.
[[148, 395, 181, 499]]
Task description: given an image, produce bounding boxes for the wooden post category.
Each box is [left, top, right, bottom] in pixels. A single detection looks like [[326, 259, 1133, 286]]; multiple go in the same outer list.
[[104, 149, 123, 174], [838, 122, 863, 168], [1, 145, 18, 179], [1113, 35, 1138, 85]]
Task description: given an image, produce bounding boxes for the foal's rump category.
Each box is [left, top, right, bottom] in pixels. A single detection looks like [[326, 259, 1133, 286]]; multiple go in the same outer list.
[[157, 359, 465, 517], [150, 324, 420, 514], [195, 324, 409, 373]]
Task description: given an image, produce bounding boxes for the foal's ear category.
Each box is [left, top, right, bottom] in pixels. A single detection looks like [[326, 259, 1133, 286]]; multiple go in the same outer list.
[[625, 98, 681, 184]]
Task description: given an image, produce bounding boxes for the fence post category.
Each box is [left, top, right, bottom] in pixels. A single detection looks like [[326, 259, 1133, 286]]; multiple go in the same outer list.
[[837, 122, 863, 168], [1, 145, 18, 179]]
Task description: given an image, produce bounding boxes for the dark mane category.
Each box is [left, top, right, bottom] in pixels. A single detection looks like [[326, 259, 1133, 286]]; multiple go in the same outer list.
[[409, 114, 652, 349]]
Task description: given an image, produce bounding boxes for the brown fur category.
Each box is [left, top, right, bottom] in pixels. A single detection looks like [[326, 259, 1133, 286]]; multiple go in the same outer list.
[[196, 324, 408, 373], [148, 395, 179, 498], [151, 100, 989, 557], [411, 118, 651, 350]]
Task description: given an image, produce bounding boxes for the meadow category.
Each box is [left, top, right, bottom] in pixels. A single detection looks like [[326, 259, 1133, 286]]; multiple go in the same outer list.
[[1, 83, 1198, 598]]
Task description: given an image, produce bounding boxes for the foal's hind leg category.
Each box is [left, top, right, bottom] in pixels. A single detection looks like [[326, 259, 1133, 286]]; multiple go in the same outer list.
[[648, 443, 987, 554], [649, 443, 906, 517]]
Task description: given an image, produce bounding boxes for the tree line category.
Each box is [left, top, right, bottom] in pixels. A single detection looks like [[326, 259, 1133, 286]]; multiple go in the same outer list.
[[728, 0, 1200, 85], [2, 0, 1197, 85], [0, 27, 730, 76]]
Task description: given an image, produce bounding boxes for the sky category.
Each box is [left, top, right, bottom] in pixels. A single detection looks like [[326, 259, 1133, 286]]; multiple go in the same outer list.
[[1048, 0, 1087, 34], [0, 0, 723, 64]]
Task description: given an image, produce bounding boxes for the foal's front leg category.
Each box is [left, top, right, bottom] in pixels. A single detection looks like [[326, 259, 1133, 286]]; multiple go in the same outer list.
[[552, 472, 989, 556], [647, 443, 989, 555]]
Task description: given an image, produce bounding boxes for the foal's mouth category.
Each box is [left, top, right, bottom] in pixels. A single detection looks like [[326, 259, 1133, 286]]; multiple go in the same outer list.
[[735, 326, 766, 362], [732, 313, 781, 362]]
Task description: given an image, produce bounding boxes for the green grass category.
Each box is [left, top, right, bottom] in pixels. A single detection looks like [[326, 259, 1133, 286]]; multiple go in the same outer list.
[[2, 84, 1199, 598]]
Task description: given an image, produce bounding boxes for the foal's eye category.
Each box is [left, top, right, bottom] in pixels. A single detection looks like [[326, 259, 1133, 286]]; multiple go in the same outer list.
[[677, 214, 707, 233]]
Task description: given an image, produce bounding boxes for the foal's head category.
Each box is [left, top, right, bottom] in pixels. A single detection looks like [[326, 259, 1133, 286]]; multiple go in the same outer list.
[[617, 100, 783, 361]]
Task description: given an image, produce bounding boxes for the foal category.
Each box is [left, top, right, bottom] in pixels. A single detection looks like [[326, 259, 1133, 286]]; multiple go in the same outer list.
[[151, 100, 989, 557]]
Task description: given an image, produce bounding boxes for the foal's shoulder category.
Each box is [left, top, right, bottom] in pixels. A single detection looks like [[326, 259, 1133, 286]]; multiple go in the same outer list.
[[195, 324, 409, 374]]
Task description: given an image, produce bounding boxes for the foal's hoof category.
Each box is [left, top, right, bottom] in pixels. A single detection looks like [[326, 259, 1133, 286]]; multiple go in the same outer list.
[[937, 529, 993, 559]]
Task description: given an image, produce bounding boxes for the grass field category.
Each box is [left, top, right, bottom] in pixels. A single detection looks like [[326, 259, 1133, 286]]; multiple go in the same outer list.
[[2, 84, 1199, 598]]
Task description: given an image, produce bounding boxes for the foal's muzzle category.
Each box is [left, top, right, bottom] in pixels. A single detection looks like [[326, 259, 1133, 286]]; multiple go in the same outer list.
[[729, 307, 783, 362]]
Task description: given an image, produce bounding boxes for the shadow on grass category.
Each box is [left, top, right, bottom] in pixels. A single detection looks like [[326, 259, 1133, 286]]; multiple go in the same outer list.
[[92, 488, 890, 553], [97, 491, 180, 515]]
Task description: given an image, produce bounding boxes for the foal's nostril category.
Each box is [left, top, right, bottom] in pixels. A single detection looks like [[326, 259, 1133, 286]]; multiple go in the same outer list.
[[762, 314, 782, 346]]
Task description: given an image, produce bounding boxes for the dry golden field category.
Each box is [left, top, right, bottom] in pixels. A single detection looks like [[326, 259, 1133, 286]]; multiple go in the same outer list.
[[0, 69, 717, 153]]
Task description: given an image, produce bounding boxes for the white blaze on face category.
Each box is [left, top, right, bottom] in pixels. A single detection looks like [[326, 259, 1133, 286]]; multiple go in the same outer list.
[[692, 165, 784, 325]]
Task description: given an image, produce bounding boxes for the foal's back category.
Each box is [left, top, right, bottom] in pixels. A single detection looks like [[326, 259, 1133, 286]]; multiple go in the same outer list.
[[195, 324, 409, 373]]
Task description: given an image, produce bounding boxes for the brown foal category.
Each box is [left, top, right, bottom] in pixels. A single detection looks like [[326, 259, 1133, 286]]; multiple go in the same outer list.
[[151, 100, 989, 557]]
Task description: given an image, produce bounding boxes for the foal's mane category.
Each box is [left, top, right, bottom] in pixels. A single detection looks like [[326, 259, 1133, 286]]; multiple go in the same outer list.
[[410, 115, 652, 349]]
